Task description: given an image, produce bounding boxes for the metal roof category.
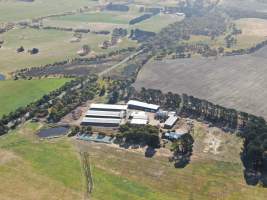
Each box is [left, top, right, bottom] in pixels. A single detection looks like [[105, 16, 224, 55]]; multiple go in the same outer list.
[[164, 115, 178, 127], [165, 132, 183, 140], [85, 110, 124, 118], [82, 117, 122, 124], [127, 100, 160, 111], [90, 103, 127, 110], [130, 118, 148, 125], [130, 111, 148, 120]]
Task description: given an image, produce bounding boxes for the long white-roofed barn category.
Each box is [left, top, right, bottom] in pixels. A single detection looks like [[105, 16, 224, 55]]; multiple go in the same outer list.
[[90, 103, 127, 112], [127, 100, 160, 112], [81, 117, 122, 127], [85, 110, 125, 119]]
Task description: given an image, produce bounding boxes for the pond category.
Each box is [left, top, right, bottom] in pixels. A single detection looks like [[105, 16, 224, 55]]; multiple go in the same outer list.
[[0, 74, 5, 80], [38, 126, 69, 138]]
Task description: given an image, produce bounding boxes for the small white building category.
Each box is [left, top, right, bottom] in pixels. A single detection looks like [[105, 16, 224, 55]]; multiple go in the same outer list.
[[164, 131, 185, 140], [127, 100, 160, 112], [130, 118, 148, 125], [130, 111, 148, 125], [130, 111, 148, 120], [164, 115, 178, 129]]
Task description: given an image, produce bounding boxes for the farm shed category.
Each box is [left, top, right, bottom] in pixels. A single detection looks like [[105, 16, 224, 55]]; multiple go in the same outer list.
[[81, 117, 122, 127], [90, 103, 127, 112], [130, 111, 148, 120], [85, 110, 125, 119], [164, 115, 178, 129], [164, 131, 184, 140], [127, 100, 160, 112], [130, 118, 148, 125]]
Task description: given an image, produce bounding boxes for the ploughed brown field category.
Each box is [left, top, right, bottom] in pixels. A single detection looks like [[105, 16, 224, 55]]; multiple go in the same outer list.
[[134, 47, 267, 119]]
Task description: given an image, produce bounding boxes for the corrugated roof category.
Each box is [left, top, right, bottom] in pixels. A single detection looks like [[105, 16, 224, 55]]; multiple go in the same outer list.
[[165, 132, 183, 139], [86, 110, 124, 118], [164, 115, 178, 127], [82, 117, 121, 124], [127, 100, 160, 110], [90, 103, 127, 110], [130, 111, 148, 120], [130, 118, 148, 125]]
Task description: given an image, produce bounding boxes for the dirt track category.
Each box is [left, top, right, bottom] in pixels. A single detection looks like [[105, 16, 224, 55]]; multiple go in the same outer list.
[[134, 47, 267, 119]]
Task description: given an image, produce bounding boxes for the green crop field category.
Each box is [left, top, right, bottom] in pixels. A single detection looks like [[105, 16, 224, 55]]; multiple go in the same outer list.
[[0, 122, 83, 200], [0, 78, 70, 117], [0, 0, 97, 23], [132, 14, 184, 33]]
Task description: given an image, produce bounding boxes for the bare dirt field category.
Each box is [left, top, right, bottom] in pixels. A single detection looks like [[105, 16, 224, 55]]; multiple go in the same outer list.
[[219, 0, 267, 14], [135, 46, 267, 119]]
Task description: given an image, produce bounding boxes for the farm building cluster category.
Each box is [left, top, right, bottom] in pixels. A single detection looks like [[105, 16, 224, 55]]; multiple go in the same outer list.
[[81, 100, 187, 138]]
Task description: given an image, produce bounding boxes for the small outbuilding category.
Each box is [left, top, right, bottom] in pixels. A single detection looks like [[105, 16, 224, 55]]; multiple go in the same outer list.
[[164, 115, 178, 129], [130, 118, 148, 125], [164, 131, 184, 140]]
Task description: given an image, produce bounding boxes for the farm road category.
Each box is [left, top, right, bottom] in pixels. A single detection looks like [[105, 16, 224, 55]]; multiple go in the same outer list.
[[99, 49, 144, 77]]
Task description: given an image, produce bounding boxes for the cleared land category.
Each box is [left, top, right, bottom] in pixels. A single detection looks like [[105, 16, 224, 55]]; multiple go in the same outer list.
[[135, 46, 267, 119], [0, 0, 97, 23], [234, 18, 267, 49], [75, 121, 267, 200], [184, 18, 267, 51], [0, 78, 70, 117], [0, 122, 84, 200], [220, 0, 267, 14]]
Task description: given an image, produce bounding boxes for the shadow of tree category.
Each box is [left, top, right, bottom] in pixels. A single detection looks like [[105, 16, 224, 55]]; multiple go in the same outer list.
[[174, 156, 191, 168], [145, 146, 156, 158]]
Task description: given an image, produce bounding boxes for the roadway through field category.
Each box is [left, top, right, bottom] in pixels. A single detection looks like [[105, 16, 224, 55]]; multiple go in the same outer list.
[[99, 49, 144, 77]]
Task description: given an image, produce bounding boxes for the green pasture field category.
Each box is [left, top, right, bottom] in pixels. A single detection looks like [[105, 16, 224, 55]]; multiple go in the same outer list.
[[84, 123, 267, 200], [0, 28, 137, 76], [1, 118, 267, 199], [0, 78, 70, 117], [0, 0, 97, 23], [132, 14, 184, 33], [0, 122, 83, 200]]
